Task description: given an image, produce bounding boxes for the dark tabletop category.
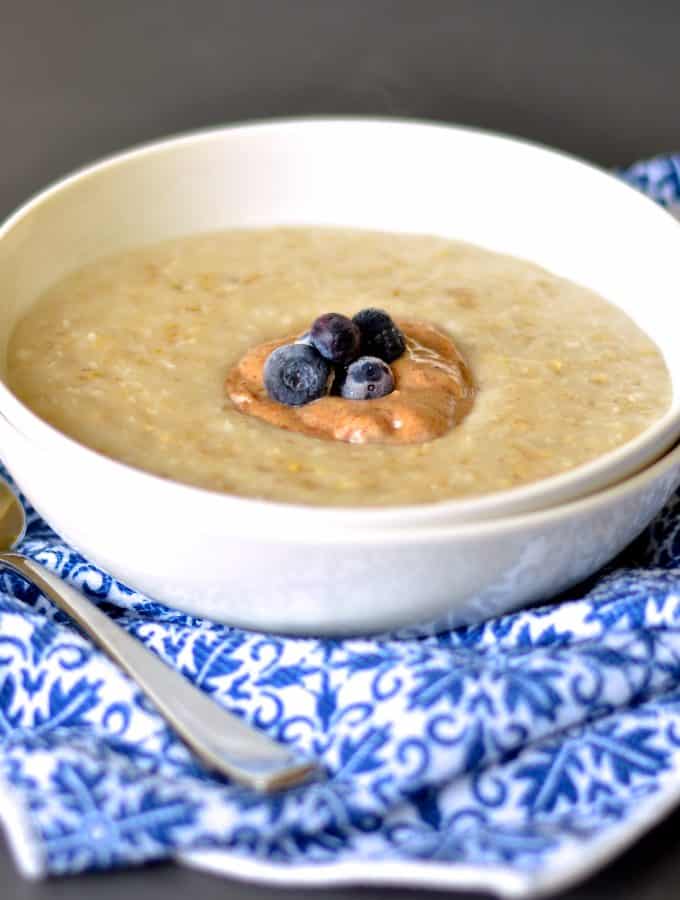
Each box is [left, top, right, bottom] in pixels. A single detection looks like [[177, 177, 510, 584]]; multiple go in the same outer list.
[[2, 1, 680, 897]]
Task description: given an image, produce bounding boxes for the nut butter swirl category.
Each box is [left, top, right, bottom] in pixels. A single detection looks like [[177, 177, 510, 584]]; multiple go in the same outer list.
[[226, 320, 475, 444]]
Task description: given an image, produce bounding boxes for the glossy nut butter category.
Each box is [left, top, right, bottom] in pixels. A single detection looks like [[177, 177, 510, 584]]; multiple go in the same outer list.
[[226, 320, 475, 444]]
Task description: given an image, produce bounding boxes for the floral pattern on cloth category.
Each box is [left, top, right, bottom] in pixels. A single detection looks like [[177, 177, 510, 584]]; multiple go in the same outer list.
[[618, 154, 680, 209], [1, 157, 680, 897]]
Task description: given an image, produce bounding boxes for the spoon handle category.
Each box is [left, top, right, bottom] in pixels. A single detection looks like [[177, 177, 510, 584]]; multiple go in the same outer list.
[[0, 552, 317, 792]]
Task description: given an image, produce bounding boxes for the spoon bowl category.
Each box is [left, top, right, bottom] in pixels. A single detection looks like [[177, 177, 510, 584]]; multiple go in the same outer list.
[[0, 479, 24, 550]]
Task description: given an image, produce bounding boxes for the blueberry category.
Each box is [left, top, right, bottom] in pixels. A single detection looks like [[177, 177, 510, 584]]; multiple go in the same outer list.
[[294, 331, 314, 346], [264, 344, 331, 406], [310, 313, 361, 364], [340, 356, 395, 401], [352, 308, 406, 363]]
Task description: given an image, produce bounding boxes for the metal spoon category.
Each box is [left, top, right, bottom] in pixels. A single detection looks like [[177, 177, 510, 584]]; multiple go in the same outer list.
[[0, 476, 317, 792]]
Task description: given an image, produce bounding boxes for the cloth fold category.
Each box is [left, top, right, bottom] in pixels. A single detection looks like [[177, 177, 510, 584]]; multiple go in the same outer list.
[[1, 156, 680, 898]]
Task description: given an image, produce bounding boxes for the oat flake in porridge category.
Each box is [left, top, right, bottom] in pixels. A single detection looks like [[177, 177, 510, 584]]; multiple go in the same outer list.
[[7, 227, 671, 507]]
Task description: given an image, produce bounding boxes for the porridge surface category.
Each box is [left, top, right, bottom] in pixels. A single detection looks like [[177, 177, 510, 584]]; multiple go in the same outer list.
[[7, 227, 671, 507]]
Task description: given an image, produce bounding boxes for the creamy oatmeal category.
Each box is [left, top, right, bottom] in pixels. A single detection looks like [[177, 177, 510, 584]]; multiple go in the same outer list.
[[7, 227, 671, 506]]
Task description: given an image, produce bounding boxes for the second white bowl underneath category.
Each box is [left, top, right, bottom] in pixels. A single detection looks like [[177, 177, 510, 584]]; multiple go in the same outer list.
[[2, 410, 679, 636]]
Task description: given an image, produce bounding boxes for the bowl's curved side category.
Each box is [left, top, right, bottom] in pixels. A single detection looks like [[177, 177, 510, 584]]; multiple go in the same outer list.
[[3, 412, 679, 636]]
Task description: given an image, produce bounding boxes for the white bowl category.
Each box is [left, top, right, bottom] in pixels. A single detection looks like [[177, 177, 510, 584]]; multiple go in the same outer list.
[[0, 119, 679, 533], [0, 118, 680, 634]]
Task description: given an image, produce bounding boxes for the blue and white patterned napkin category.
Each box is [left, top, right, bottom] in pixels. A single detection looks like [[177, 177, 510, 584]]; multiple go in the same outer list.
[[1, 157, 680, 899]]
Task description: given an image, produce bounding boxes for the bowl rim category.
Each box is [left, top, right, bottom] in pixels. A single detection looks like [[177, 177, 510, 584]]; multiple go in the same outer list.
[[2, 115, 680, 526], [4, 403, 680, 546]]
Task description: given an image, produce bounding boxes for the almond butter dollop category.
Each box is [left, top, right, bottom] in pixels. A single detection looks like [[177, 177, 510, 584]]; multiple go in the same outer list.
[[225, 320, 475, 445]]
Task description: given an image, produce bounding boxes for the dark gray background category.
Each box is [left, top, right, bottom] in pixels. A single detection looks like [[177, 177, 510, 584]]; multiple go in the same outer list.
[[2, 1, 680, 898]]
